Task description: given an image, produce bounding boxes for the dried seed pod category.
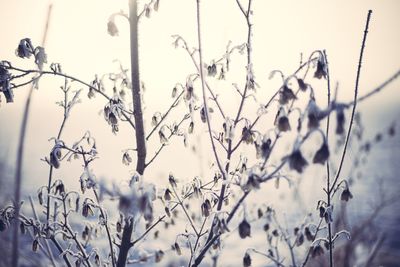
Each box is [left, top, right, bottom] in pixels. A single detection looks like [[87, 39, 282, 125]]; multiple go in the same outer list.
[[174, 242, 182, 255], [297, 78, 308, 91], [155, 250, 164, 263], [188, 121, 194, 134], [94, 254, 100, 266], [242, 126, 255, 144], [238, 219, 251, 239], [243, 252, 252, 267], [107, 20, 119, 36], [164, 189, 172, 201], [313, 142, 330, 165], [272, 229, 279, 237], [311, 245, 325, 258], [277, 116, 291, 132], [288, 150, 308, 173], [201, 200, 211, 217], [116, 221, 122, 233], [38, 190, 43, 205], [279, 85, 297, 105], [165, 207, 171, 217], [169, 174, 177, 188], [341, 189, 353, 202], [336, 108, 346, 135], [261, 138, 271, 159], [314, 57, 327, 79], [50, 147, 62, 169], [16, 38, 34, 58], [304, 227, 313, 241], [200, 107, 207, 123], [296, 233, 304, 246], [319, 206, 325, 218], [32, 239, 39, 252], [20, 222, 26, 234], [257, 209, 263, 219]]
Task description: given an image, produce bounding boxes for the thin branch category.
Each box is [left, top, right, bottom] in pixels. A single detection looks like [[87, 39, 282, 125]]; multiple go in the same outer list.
[[330, 10, 373, 193], [146, 90, 184, 140], [195, 0, 226, 181]]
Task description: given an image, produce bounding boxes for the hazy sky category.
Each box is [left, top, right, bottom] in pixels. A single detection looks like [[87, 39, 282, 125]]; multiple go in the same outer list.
[[0, 0, 399, 190], [0, 2, 399, 265]]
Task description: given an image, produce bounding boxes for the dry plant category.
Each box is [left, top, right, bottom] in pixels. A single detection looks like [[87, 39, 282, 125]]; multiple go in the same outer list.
[[0, 1, 399, 267]]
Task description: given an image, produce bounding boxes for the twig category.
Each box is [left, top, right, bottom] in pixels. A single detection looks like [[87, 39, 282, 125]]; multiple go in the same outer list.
[[329, 10, 373, 193]]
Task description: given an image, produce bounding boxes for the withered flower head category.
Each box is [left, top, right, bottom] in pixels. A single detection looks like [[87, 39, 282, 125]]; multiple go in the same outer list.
[[200, 107, 207, 123], [336, 108, 346, 135], [185, 81, 194, 101], [307, 99, 328, 129], [174, 242, 182, 255], [288, 150, 308, 173], [34, 46, 47, 70], [278, 116, 291, 132], [139, 194, 154, 222], [314, 57, 327, 79], [261, 138, 271, 159], [313, 142, 330, 165], [341, 188, 353, 202], [107, 20, 119, 36], [155, 250, 164, 263], [122, 152, 132, 166], [297, 78, 308, 91], [245, 173, 261, 191], [296, 233, 305, 246], [201, 199, 212, 217], [238, 218, 251, 239], [319, 206, 325, 218], [304, 226, 313, 241], [32, 239, 39, 252], [0, 64, 13, 102], [243, 252, 252, 267], [207, 63, 217, 77], [164, 188, 172, 201], [311, 245, 325, 258], [279, 85, 297, 105], [50, 146, 62, 169], [242, 126, 255, 144], [16, 38, 34, 58], [169, 173, 177, 188]]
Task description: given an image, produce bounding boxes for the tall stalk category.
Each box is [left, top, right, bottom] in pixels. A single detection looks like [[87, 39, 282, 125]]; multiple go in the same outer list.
[[116, 0, 147, 266], [11, 5, 53, 267]]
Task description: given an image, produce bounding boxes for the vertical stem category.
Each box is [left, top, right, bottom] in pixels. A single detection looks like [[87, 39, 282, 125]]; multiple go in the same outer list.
[[323, 50, 333, 267], [329, 10, 372, 193], [129, 0, 146, 175], [117, 1, 147, 266], [12, 5, 53, 267]]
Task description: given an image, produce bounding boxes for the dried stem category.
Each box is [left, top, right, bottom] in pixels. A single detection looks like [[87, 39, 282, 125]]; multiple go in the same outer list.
[[11, 5, 52, 267], [329, 10, 372, 194]]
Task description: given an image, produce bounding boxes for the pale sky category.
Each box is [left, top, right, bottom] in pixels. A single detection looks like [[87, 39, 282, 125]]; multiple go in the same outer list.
[[0, 0, 399, 193], [0, 1, 399, 266]]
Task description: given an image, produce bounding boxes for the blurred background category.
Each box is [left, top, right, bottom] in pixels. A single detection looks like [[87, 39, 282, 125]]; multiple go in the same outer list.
[[0, 0, 399, 266]]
